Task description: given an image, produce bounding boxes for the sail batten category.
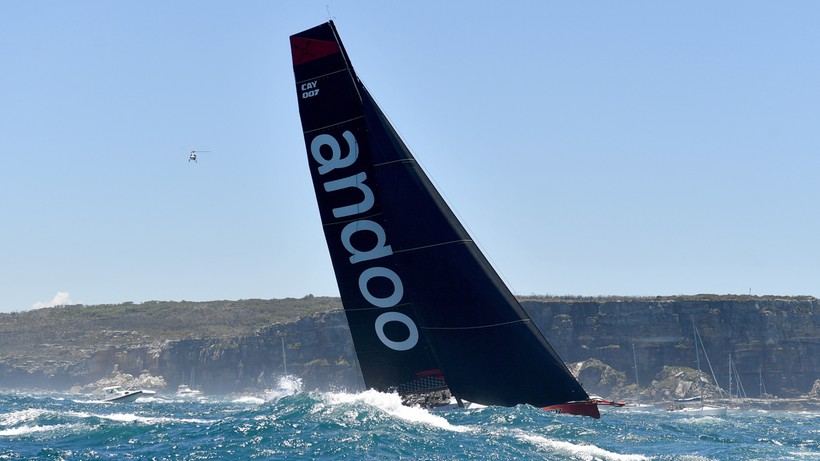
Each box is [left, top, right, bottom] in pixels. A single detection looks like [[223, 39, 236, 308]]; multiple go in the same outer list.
[[421, 319, 531, 331], [392, 240, 473, 254], [321, 212, 384, 228], [373, 159, 415, 167], [294, 68, 350, 85], [302, 115, 366, 134], [291, 20, 598, 417]]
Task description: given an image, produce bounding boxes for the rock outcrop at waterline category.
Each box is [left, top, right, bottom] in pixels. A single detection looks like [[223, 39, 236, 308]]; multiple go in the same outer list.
[[0, 295, 817, 401]]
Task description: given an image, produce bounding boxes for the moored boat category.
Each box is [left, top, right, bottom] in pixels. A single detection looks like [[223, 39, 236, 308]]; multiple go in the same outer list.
[[665, 320, 728, 416], [176, 384, 202, 398], [667, 404, 728, 416]]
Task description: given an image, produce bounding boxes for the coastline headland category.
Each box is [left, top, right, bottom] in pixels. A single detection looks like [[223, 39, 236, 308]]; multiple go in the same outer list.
[[1, 295, 817, 405]]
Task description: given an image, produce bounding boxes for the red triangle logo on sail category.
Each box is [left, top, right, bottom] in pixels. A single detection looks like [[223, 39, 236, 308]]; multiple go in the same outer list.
[[290, 36, 340, 65]]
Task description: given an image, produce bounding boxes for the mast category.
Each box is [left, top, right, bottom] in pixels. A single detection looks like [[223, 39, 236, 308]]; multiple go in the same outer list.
[[632, 343, 640, 399], [281, 335, 288, 375], [691, 318, 727, 404], [692, 318, 702, 401], [731, 356, 747, 401]]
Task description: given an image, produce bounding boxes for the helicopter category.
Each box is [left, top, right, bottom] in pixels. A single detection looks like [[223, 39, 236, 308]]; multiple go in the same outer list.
[[188, 150, 210, 163]]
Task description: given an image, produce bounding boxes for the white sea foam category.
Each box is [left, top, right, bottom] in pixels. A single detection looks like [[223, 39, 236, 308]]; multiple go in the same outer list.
[[103, 413, 211, 425], [228, 375, 304, 405], [326, 389, 471, 433], [64, 411, 210, 425], [233, 395, 266, 405], [0, 408, 50, 426], [264, 375, 303, 402], [517, 431, 649, 461], [0, 423, 75, 437], [788, 451, 820, 459]]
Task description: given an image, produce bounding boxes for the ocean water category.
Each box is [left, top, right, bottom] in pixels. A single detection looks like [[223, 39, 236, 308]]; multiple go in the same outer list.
[[1, 381, 817, 460]]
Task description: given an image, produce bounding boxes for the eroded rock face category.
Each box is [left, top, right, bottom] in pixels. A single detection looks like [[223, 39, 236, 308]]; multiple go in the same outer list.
[[808, 379, 820, 399], [520, 297, 819, 398], [569, 359, 627, 398], [143, 311, 362, 394]]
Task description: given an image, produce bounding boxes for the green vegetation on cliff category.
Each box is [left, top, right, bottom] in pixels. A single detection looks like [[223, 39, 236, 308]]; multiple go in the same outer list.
[[0, 297, 342, 364], [1, 295, 816, 397]]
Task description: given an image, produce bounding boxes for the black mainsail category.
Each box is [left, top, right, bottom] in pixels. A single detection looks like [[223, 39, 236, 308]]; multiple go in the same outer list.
[[290, 21, 598, 418]]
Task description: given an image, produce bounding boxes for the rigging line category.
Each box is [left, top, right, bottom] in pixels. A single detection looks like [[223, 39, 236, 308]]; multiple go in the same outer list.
[[694, 322, 726, 400]]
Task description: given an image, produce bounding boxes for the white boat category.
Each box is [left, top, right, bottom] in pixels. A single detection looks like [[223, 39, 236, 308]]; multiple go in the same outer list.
[[100, 385, 144, 403], [668, 404, 727, 416], [691, 405, 728, 416], [667, 320, 728, 416], [622, 402, 657, 411], [625, 343, 656, 410], [176, 384, 202, 398]]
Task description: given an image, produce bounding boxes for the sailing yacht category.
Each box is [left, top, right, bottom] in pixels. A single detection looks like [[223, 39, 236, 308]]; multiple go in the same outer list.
[[726, 353, 749, 410], [667, 321, 727, 416], [623, 343, 654, 411], [290, 21, 600, 418]]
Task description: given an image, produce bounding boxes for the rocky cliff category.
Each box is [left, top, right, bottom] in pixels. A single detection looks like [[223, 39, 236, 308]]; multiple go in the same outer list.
[[1, 296, 817, 400], [519, 296, 819, 399]]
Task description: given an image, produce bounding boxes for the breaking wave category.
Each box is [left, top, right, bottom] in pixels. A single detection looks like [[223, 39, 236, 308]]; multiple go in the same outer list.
[[1, 390, 816, 460]]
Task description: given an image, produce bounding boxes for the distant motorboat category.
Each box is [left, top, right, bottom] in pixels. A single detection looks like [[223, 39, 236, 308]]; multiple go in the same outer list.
[[177, 367, 202, 398], [176, 384, 202, 398], [100, 386, 144, 403]]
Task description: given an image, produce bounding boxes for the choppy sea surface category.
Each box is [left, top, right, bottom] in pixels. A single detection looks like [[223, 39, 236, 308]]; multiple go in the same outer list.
[[1, 380, 818, 460]]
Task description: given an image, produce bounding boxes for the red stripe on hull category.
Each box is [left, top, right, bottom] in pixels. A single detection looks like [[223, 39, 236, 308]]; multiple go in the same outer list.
[[541, 400, 601, 419]]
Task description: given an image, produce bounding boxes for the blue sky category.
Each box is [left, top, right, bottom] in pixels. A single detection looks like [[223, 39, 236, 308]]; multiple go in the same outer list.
[[2, 1, 818, 312]]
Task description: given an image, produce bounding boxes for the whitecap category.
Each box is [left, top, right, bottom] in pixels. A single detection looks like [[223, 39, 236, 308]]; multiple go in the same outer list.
[[517, 431, 649, 461], [64, 411, 210, 425], [325, 389, 471, 433], [100, 412, 141, 423], [787, 451, 820, 459], [0, 423, 73, 437], [264, 375, 304, 402], [233, 396, 266, 405], [0, 408, 50, 426], [101, 413, 211, 425]]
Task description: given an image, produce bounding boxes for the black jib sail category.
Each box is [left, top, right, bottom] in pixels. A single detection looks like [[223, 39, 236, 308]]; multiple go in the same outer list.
[[290, 21, 598, 418]]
